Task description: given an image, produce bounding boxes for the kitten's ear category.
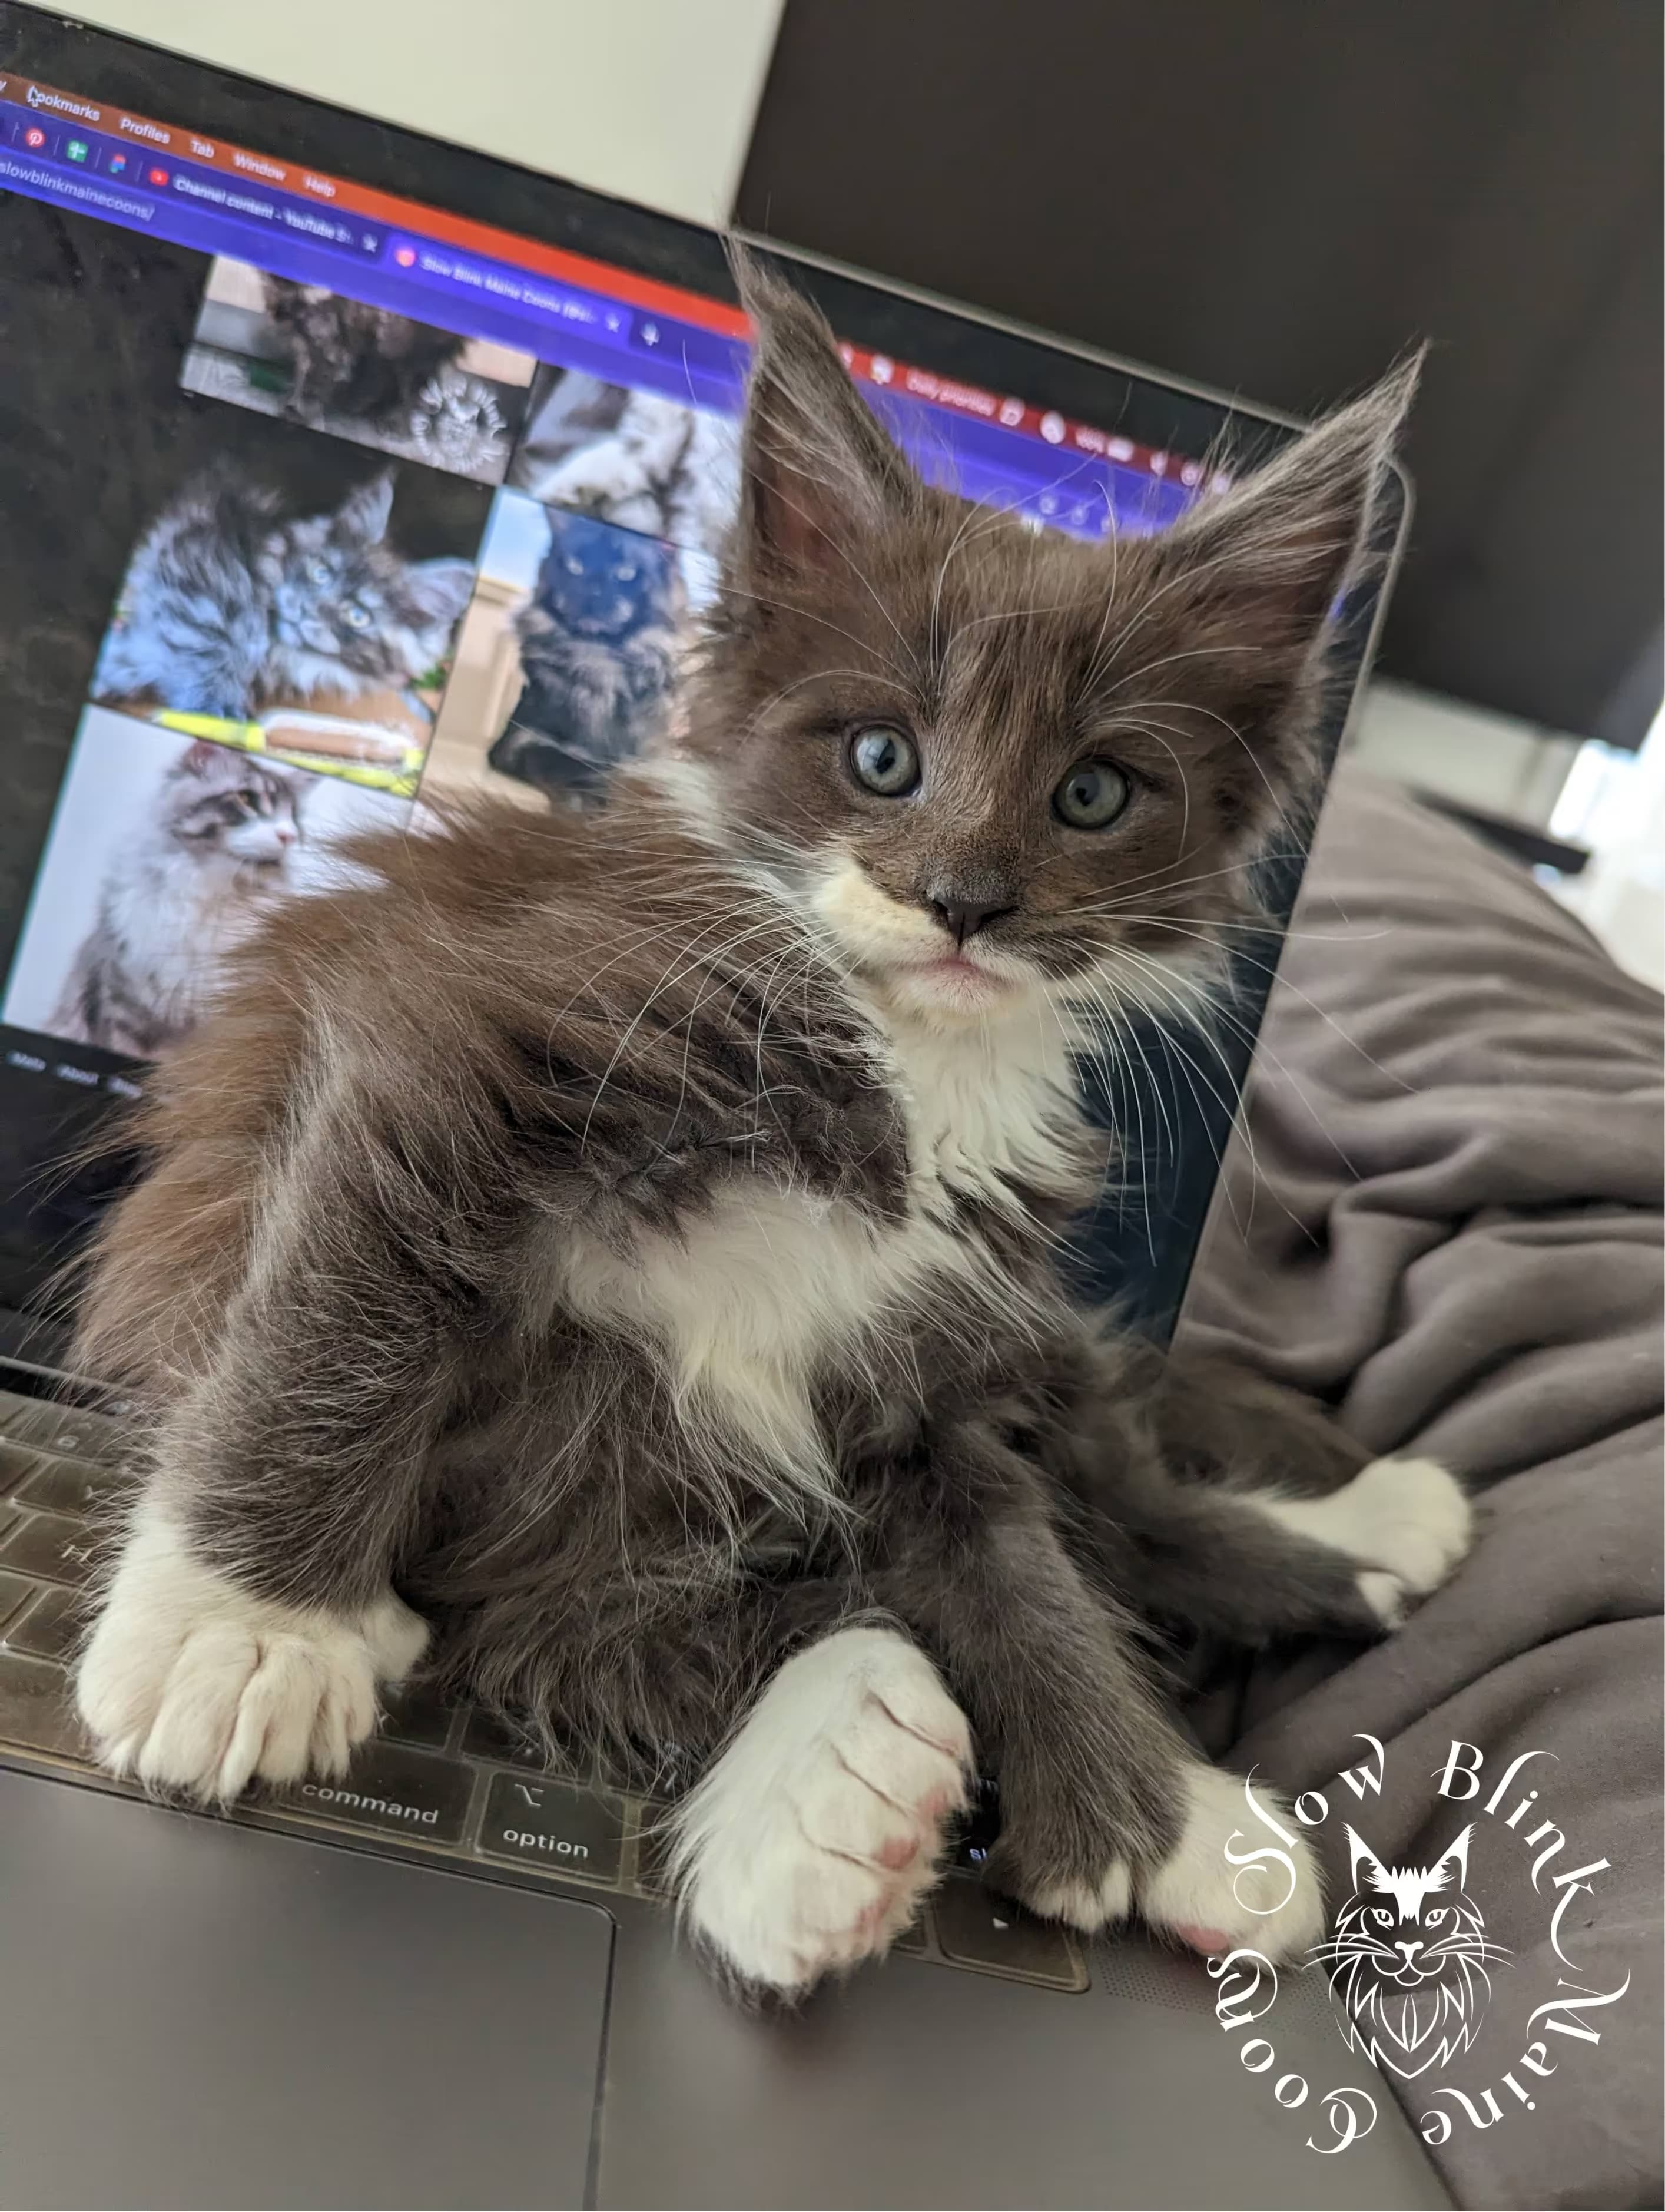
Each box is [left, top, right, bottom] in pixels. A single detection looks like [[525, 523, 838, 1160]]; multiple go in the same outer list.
[[406, 557, 476, 631], [1429, 1826, 1474, 1892], [178, 741, 220, 776], [334, 472, 395, 546], [1346, 1825, 1391, 1892], [1155, 353, 1421, 665], [728, 243, 921, 586]]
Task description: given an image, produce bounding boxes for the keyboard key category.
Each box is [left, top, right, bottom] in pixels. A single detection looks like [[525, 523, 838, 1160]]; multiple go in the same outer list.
[[0, 1439, 41, 1498], [0, 1569, 35, 1629], [932, 1877, 1084, 1988], [0, 1512, 101, 1586], [0, 1651, 91, 1760], [380, 1681, 457, 1750], [477, 1771, 623, 1883], [267, 1742, 476, 1845], [6, 1403, 127, 1466], [6, 1585, 89, 1663], [461, 1705, 589, 1778], [632, 1810, 675, 1896], [19, 1453, 130, 1519]]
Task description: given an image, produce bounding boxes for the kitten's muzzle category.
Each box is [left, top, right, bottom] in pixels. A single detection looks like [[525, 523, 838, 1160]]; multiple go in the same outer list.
[[924, 883, 1019, 948]]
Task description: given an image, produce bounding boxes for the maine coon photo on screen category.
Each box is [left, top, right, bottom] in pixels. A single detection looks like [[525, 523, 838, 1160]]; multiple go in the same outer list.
[[424, 488, 718, 808], [1, 708, 409, 1062], [180, 256, 536, 486], [87, 403, 493, 794]]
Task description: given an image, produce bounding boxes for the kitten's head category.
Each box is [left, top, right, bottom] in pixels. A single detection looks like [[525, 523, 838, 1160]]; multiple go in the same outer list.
[[534, 509, 678, 645], [1310, 1826, 1505, 2082], [160, 740, 304, 871], [262, 472, 474, 687], [677, 256, 1415, 1029]]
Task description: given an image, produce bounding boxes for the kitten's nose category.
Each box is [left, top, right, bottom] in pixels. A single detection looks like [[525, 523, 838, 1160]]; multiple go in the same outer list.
[[926, 889, 1017, 948], [1395, 1940, 1423, 1963]]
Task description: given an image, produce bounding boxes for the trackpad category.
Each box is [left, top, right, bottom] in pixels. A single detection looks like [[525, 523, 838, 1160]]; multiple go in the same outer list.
[[0, 1769, 611, 2210]]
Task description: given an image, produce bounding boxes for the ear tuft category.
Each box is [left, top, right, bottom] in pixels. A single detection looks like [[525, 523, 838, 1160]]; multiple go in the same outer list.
[[725, 240, 921, 587]]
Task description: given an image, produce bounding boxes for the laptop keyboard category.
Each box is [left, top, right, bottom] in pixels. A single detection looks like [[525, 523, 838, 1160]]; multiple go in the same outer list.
[[0, 1385, 1087, 1995]]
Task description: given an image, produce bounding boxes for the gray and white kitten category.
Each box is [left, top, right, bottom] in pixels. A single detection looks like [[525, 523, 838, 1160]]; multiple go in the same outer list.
[[51, 740, 303, 1058], [514, 369, 739, 554], [92, 468, 475, 720], [71, 259, 1471, 2001]]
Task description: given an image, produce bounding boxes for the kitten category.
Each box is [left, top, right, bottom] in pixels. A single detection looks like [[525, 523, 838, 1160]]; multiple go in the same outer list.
[[71, 257, 1471, 2000], [515, 370, 739, 553], [92, 467, 476, 721], [1312, 1827, 1505, 2079], [261, 277, 468, 426], [489, 509, 685, 797], [50, 740, 304, 1058]]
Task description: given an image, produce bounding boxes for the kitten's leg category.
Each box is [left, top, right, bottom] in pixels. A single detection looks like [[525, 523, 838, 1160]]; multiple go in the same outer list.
[[668, 1624, 973, 1998], [873, 1434, 1325, 1963], [1055, 1349, 1473, 1644], [76, 1147, 455, 1800]]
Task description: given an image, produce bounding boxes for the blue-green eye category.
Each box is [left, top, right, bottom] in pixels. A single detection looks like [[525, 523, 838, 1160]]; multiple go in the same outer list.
[[850, 725, 920, 797], [1053, 759, 1130, 829]]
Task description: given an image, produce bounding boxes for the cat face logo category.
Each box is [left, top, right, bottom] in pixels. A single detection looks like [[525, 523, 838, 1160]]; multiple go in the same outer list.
[[1308, 1825, 1511, 2080]]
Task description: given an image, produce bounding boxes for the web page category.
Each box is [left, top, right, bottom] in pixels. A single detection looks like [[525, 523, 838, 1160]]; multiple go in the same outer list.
[[0, 67, 1210, 1120]]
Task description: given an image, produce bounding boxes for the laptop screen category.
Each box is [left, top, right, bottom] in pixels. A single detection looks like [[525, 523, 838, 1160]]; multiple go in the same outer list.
[[0, 12, 1400, 1351]]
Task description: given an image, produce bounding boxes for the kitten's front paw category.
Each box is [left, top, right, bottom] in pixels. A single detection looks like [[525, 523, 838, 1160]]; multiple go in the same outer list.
[[1335, 1456, 1473, 1627], [75, 1501, 427, 1801], [669, 1627, 971, 1998], [1139, 1764, 1325, 1962]]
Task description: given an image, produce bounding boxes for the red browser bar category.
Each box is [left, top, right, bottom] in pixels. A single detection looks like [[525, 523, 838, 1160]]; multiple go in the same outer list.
[[0, 72, 752, 339]]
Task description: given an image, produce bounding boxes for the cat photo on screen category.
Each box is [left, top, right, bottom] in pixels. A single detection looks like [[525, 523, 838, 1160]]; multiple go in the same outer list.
[[510, 363, 740, 558], [1, 710, 406, 1059], [178, 256, 536, 486]]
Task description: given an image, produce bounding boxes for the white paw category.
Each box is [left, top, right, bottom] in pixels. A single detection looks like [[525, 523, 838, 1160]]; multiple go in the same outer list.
[[1139, 1763, 1326, 1963], [668, 1626, 972, 1995], [75, 1499, 428, 1802], [1023, 1859, 1134, 1934], [1259, 1456, 1472, 1627]]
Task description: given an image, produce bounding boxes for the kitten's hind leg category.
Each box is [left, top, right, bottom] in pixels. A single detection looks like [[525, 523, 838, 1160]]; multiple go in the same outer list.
[[666, 1625, 973, 1999], [1059, 1349, 1474, 1645]]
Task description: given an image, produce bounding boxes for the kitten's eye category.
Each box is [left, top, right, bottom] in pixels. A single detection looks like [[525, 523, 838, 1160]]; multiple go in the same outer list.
[[1053, 758, 1131, 829], [342, 605, 373, 630], [615, 565, 636, 581], [1372, 1908, 1395, 1928], [1425, 1908, 1446, 1928], [566, 557, 585, 575], [309, 561, 331, 587], [849, 724, 920, 798]]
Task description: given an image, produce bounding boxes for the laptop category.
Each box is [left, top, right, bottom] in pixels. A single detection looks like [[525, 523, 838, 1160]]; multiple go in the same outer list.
[[0, 8, 1445, 2206]]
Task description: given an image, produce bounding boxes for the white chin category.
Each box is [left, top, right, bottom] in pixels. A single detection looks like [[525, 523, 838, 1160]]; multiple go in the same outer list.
[[888, 961, 1022, 1019]]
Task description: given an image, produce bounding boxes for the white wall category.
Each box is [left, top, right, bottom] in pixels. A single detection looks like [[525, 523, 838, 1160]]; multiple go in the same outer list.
[[67, 0, 785, 226], [1346, 678, 1580, 827]]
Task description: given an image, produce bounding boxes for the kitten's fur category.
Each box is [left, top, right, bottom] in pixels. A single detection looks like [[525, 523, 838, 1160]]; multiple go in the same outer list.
[[51, 740, 304, 1058], [72, 259, 1470, 1996], [490, 509, 685, 797], [92, 468, 475, 719], [1313, 1826, 1504, 2078], [261, 277, 468, 426]]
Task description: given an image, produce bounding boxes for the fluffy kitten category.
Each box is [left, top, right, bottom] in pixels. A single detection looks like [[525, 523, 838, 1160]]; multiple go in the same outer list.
[[92, 468, 475, 720], [514, 370, 739, 553], [489, 509, 685, 797], [261, 277, 468, 426], [51, 740, 304, 1058], [72, 259, 1470, 1999]]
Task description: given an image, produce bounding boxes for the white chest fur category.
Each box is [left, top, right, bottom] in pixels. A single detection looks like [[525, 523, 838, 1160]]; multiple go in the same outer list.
[[559, 998, 1082, 1505]]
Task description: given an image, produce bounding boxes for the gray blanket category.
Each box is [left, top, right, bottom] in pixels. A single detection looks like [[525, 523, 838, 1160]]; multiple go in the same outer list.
[[1180, 769, 1664, 2210]]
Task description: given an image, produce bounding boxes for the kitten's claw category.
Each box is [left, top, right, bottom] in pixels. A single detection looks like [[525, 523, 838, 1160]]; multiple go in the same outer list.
[[1138, 1764, 1325, 1962], [76, 1500, 427, 1800], [668, 1627, 971, 1998]]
